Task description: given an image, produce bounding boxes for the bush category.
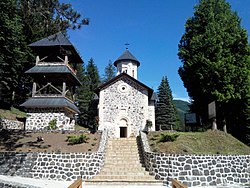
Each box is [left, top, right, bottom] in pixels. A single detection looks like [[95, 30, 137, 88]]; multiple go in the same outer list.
[[67, 134, 89, 145], [159, 133, 179, 142], [146, 120, 153, 128], [47, 119, 57, 130]]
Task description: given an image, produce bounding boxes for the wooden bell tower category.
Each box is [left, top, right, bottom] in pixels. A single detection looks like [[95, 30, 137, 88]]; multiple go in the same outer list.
[[21, 32, 82, 130]]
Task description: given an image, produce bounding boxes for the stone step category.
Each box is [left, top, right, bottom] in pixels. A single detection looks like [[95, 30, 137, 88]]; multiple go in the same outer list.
[[106, 146, 138, 151], [105, 153, 139, 156], [109, 138, 136, 141], [98, 171, 149, 176], [92, 175, 156, 180], [105, 156, 140, 160], [85, 180, 163, 186], [101, 167, 146, 172], [103, 163, 144, 169], [104, 160, 141, 164], [108, 142, 137, 144], [107, 146, 138, 148], [106, 149, 138, 153]]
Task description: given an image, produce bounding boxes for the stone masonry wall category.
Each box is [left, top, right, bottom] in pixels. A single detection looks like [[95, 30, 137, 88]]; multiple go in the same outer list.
[[26, 111, 74, 131], [139, 132, 250, 187], [0, 119, 24, 130], [0, 130, 108, 181]]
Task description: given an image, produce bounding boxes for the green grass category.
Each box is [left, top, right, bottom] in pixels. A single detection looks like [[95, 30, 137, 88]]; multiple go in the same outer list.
[[0, 107, 27, 120], [148, 130, 250, 155]]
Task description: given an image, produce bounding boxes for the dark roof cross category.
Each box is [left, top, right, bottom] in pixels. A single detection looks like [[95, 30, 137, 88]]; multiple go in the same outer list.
[[125, 43, 130, 50]]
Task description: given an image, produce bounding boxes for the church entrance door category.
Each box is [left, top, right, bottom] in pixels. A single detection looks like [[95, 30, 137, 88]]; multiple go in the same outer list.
[[120, 127, 127, 138]]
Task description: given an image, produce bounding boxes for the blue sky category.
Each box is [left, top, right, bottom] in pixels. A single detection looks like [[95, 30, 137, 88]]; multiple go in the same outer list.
[[64, 0, 250, 101]]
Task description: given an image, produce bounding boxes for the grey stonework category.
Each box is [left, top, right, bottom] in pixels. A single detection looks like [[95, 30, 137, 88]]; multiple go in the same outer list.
[[25, 108, 75, 131], [0, 180, 39, 188], [139, 132, 250, 187], [0, 119, 24, 130], [0, 130, 108, 181]]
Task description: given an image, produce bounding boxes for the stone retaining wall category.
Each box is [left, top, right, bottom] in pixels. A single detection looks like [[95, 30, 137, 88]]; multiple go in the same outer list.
[[0, 130, 108, 181], [0, 119, 24, 130], [0, 180, 39, 188], [139, 132, 250, 187]]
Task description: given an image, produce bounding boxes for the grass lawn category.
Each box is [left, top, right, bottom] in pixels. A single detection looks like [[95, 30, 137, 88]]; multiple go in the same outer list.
[[147, 130, 250, 155]]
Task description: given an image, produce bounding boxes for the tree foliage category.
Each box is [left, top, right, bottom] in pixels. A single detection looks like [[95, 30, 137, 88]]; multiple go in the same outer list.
[[18, 0, 89, 44], [178, 0, 250, 143], [0, 0, 29, 108], [102, 60, 116, 83], [76, 58, 100, 128], [155, 76, 178, 130]]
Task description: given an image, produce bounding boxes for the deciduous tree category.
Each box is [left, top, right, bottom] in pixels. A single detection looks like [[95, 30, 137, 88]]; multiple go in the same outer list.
[[178, 0, 250, 142]]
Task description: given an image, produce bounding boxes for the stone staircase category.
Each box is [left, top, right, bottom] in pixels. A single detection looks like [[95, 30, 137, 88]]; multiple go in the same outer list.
[[87, 137, 162, 185]]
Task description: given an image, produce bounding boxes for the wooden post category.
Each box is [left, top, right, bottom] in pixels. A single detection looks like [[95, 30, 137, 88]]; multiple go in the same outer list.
[[36, 56, 40, 65], [65, 56, 69, 65], [172, 179, 188, 188], [32, 82, 36, 97], [68, 178, 82, 188], [62, 82, 66, 97]]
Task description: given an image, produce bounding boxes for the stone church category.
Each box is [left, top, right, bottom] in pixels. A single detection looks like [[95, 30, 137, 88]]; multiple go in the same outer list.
[[95, 49, 156, 138]]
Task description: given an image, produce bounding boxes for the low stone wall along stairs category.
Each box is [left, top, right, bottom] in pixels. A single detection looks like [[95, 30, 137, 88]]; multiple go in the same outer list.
[[88, 137, 162, 185]]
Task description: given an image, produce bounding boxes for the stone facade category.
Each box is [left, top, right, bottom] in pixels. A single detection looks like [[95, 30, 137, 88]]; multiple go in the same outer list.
[[98, 76, 155, 138], [0, 119, 24, 130], [25, 109, 75, 131], [0, 130, 108, 181], [139, 132, 250, 187]]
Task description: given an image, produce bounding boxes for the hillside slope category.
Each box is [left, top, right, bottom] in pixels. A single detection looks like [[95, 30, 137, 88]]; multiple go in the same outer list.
[[148, 130, 250, 155], [173, 100, 190, 130]]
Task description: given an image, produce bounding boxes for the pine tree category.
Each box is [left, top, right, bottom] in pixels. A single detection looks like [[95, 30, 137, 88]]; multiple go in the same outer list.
[[76, 58, 100, 128], [18, 0, 89, 44], [102, 60, 116, 83], [75, 63, 88, 125], [0, 0, 29, 108], [155, 76, 177, 130], [178, 0, 250, 141]]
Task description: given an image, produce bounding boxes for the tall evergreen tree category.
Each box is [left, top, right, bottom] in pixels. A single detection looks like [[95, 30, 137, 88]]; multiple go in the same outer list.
[[178, 0, 250, 142], [18, 0, 89, 44], [76, 58, 100, 128], [75, 63, 88, 125], [102, 60, 116, 83], [155, 76, 177, 130], [0, 0, 29, 108]]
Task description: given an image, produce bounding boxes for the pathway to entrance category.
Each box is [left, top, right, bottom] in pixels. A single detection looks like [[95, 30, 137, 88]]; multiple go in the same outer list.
[[87, 137, 162, 185]]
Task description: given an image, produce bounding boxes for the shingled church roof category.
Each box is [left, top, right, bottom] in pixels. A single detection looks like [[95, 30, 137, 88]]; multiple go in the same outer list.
[[114, 49, 140, 67]]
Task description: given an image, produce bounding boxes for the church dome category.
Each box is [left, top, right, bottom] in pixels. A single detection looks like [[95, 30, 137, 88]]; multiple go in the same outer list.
[[114, 49, 140, 67]]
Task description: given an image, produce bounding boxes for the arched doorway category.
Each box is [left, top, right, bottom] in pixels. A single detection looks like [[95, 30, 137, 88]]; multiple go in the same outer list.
[[119, 118, 128, 138]]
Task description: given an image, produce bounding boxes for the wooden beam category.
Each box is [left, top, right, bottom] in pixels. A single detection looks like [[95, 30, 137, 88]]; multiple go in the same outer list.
[[62, 82, 66, 97], [172, 179, 188, 188], [36, 56, 40, 65], [68, 178, 82, 188], [32, 82, 37, 97]]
